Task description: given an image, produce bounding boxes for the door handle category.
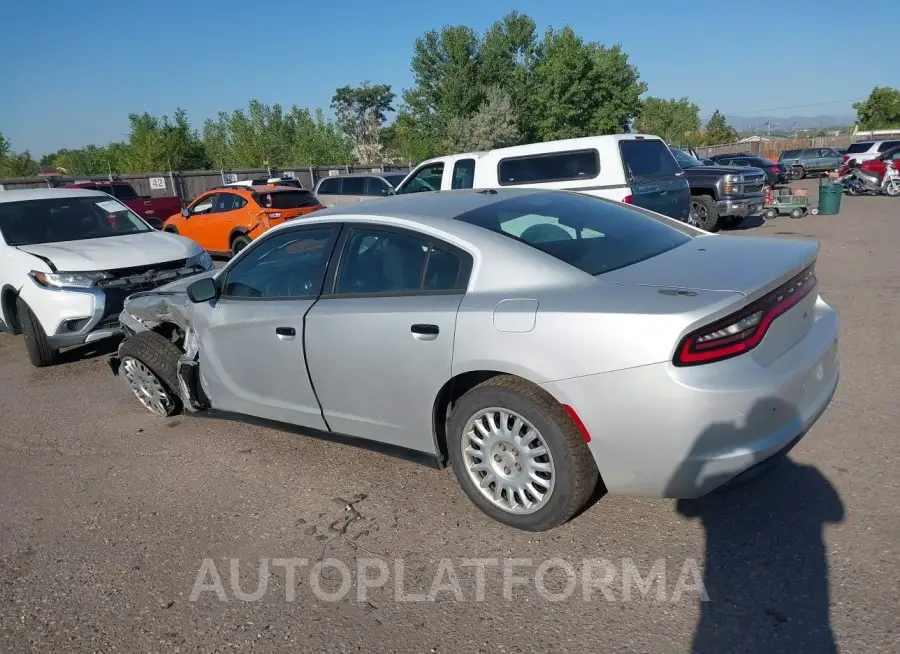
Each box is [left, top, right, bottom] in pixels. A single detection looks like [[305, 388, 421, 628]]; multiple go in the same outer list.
[[275, 326, 296, 341], [411, 324, 439, 341]]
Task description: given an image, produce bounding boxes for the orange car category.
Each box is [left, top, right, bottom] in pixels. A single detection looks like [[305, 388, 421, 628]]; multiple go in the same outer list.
[[163, 185, 325, 257]]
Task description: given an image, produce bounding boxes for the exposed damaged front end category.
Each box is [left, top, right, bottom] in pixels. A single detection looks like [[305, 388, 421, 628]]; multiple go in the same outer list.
[[108, 270, 215, 413]]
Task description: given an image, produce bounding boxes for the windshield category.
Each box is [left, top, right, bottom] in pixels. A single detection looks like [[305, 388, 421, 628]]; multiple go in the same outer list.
[[670, 148, 703, 168], [453, 191, 692, 276], [620, 139, 683, 181], [0, 196, 151, 246]]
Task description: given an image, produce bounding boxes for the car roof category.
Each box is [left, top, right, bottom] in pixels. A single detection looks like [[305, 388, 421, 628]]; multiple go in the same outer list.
[[0, 187, 107, 203]]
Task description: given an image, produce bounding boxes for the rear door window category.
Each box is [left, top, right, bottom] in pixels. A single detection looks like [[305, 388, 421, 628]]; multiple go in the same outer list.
[[365, 177, 390, 196], [846, 142, 873, 154], [317, 178, 341, 195], [497, 150, 599, 185], [619, 140, 682, 182], [452, 159, 476, 189], [878, 140, 900, 152], [341, 177, 366, 195]]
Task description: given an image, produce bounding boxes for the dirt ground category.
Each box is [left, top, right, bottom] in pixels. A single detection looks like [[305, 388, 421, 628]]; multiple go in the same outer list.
[[1, 179, 898, 653]]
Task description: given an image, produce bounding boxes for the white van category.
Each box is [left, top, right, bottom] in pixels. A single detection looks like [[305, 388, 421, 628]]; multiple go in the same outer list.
[[392, 134, 691, 222]]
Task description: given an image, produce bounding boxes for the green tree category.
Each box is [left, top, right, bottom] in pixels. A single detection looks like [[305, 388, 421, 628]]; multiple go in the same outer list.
[[0, 133, 40, 177], [636, 97, 702, 145], [380, 111, 442, 164], [853, 87, 900, 129], [445, 86, 520, 153], [331, 82, 395, 163], [704, 110, 737, 144]]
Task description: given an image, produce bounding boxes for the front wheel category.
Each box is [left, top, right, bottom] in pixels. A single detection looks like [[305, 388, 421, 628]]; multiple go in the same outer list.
[[16, 297, 57, 367], [447, 375, 599, 531], [885, 179, 900, 197], [792, 166, 806, 180], [764, 207, 779, 220], [689, 195, 720, 232], [790, 207, 805, 219], [117, 331, 184, 417]]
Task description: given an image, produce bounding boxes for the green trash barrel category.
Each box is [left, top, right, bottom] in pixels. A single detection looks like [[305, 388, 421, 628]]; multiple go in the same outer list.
[[818, 181, 842, 215]]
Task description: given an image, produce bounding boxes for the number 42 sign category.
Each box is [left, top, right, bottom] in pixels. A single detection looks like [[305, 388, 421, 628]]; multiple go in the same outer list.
[[149, 177, 166, 191]]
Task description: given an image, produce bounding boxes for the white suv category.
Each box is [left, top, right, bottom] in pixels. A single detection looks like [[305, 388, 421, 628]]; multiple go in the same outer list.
[[0, 188, 213, 367], [842, 139, 900, 165]]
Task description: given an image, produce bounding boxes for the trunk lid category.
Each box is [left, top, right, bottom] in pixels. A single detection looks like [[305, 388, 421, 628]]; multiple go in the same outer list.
[[603, 234, 820, 366], [602, 234, 818, 303]]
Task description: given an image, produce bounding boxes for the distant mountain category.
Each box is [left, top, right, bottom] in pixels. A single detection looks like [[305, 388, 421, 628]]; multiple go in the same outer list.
[[725, 113, 857, 132]]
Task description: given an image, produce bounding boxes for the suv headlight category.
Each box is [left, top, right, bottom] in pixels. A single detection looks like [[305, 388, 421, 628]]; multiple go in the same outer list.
[[186, 251, 214, 271], [29, 270, 113, 289]]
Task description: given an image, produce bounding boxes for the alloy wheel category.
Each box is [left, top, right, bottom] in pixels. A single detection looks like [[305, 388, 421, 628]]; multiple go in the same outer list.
[[461, 407, 556, 514], [121, 356, 175, 417]]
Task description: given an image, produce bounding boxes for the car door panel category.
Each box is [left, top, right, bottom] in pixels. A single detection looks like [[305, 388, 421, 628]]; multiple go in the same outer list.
[[200, 299, 327, 429], [304, 294, 463, 453], [182, 194, 216, 250]]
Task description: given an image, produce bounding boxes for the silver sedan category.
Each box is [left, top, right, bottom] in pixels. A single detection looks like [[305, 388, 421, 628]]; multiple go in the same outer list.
[[108, 188, 840, 531]]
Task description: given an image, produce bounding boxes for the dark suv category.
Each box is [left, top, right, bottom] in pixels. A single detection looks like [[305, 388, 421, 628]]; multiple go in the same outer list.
[[708, 153, 791, 186]]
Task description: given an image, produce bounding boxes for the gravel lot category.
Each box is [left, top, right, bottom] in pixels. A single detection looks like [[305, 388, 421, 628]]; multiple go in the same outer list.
[[1, 180, 898, 653]]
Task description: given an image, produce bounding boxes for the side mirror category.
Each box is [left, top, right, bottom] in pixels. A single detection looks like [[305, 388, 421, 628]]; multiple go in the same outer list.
[[387, 188, 396, 196], [381, 188, 390, 196], [181, 207, 190, 218], [146, 216, 164, 230], [186, 277, 218, 303]]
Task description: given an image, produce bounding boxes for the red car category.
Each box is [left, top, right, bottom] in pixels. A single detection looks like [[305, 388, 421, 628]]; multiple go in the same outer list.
[[67, 181, 183, 228], [839, 145, 900, 179]]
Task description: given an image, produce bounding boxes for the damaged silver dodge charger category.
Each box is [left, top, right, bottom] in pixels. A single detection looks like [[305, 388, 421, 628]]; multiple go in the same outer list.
[[109, 188, 839, 532]]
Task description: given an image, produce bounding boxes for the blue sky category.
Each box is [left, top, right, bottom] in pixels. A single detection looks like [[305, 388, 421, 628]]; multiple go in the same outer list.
[[0, 0, 890, 155]]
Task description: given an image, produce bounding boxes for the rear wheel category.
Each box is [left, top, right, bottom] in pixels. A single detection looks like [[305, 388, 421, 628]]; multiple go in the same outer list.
[[790, 207, 805, 219], [689, 195, 720, 232], [447, 375, 599, 531], [231, 234, 251, 257], [764, 207, 779, 220], [16, 297, 57, 367], [118, 331, 184, 417], [792, 166, 806, 180]]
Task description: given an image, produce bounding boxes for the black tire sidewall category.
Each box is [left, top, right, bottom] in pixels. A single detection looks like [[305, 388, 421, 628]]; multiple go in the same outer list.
[[16, 297, 56, 367], [691, 195, 719, 232], [231, 235, 250, 257], [118, 331, 185, 416], [447, 385, 586, 531]]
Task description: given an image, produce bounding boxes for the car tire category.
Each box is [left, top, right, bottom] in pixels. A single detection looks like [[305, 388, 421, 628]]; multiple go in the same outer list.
[[447, 375, 599, 531], [790, 208, 805, 219], [16, 297, 57, 368], [764, 208, 779, 220], [231, 234, 251, 257], [690, 195, 720, 232], [117, 331, 184, 417], [163, 226, 179, 235], [792, 166, 806, 180]]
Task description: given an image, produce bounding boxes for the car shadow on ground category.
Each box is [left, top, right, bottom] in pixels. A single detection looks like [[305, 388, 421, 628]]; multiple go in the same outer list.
[[666, 397, 844, 654], [723, 214, 766, 231], [57, 334, 122, 364]]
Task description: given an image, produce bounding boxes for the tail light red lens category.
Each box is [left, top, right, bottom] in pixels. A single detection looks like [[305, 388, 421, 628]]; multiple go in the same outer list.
[[622, 195, 634, 204], [674, 265, 817, 366], [842, 155, 849, 163], [771, 165, 779, 173]]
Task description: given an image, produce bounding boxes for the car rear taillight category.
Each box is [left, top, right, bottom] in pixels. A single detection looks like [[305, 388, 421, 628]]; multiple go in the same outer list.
[[842, 155, 849, 163], [771, 165, 779, 173], [673, 265, 817, 366], [622, 195, 633, 204]]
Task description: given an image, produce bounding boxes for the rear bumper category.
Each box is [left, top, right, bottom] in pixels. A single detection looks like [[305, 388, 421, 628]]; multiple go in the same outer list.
[[540, 296, 840, 498], [717, 195, 765, 217]]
